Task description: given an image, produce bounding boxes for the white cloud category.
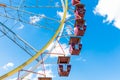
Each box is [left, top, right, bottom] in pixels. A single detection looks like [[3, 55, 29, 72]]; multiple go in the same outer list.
[[30, 14, 45, 24], [38, 69, 55, 78], [76, 57, 82, 61], [49, 42, 70, 57], [49, 0, 70, 57], [30, 16, 40, 24], [55, 2, 59, 7], [66, 25, 73, 35], [21, 65, 54, 80], [94, 0, 120, 29], [56, 0, 71, 21], [76, 57, 87, 62], [9, 69, 55, 80], [29, 69, 55, 80], [2, 62, 14, 70], [44, 64, 52, 68], [39, 14, 45, 18], [57, 11, 71, 20]]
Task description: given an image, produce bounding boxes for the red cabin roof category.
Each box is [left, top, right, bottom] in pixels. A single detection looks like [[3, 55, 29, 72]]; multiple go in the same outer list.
[[74, 4, 86, 19], [58, 56, 70, 64], [71, 0, 80, 6], [75, 4, 85, 10], [0, 4, 6, 7], [38, 77, 52, 80]]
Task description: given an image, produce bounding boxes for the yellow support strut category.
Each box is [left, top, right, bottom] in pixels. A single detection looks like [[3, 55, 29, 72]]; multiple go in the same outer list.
[[0, 0, 68, 79]]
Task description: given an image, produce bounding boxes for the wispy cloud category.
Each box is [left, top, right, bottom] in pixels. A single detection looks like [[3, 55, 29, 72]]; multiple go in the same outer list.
[[55, 2, 59, 7], [76, 57, 87, 62], [82, 59, 87, 62], [2, 62, 14, 70], [93, 0, 120, 29], [17, 23, 24, 30], [29, 14, 45, 24]]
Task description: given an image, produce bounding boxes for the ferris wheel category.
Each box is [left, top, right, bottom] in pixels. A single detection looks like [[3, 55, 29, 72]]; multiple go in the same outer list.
[[0, 0, 86, 80]]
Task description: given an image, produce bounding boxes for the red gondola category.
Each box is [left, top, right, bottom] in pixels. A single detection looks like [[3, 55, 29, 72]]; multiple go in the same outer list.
[[69, 43, 82, 55], [72, 0, 80, 6], [74, 4, 85, 19], [74, 25, 86, 36], [58, 65, 71, 77], [58, 56, 70, 64], [75, 19, 85, 27], [69, 37, 80, 44], [38, 77, 52, 80]]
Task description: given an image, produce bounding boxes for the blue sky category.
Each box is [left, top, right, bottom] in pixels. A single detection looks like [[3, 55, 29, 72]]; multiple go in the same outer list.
[[0, 0, 120, 80]]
